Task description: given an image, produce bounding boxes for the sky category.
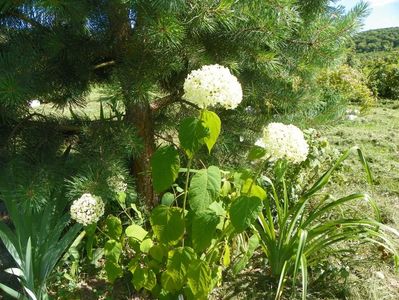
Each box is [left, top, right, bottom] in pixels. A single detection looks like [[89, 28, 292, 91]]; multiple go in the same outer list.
[[339, 0, 399, 30]]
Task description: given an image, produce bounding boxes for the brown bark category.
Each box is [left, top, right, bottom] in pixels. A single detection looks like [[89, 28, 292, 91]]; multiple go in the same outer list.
[[106, 2, 158, 206], [126, 101, 157, 206]]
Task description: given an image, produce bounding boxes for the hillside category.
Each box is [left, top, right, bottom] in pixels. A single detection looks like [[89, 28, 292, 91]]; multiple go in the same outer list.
[[354, 27, 399, 53]]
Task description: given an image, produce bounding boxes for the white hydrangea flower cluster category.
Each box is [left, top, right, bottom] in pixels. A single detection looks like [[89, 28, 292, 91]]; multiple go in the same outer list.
[[107, 174, 128, 193], [255, 123, 309, 164], [183, 64, 243, 109], [70, 193, 105, 226], [29, 99, 41, 108]]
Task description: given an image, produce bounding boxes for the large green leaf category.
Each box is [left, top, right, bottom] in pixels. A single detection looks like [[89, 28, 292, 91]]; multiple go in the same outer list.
[[232, 234, 259, 274], [191, 210, 219, 252], [241, 179, 267, 201], [104, 240, 122, 263], [186, 260, 213, 300], [106, 215, 122, 240], [133, 267, 157, 291], [178, 117, 209, 158], [247, 145, 267, 161], [125, 224, 148, 242], [200, 110, 221, 153], [230, 196, 263, 233], [161, 247, 196, 293], [189, 166, 221, 212], [151, 146, 180, 193], [150, 206, 184, 245], [104, 240, 123, 283], [105, 260, 123, 283], [161, 192, 175, 206]]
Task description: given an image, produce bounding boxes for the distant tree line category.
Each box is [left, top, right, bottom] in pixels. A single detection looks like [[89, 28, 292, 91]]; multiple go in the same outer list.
[[354, 27, 399, 53]]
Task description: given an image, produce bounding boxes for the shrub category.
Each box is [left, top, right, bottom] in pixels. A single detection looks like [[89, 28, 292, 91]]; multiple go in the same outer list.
[[368, 63, 399, 100], [318, 65, 375, 107]]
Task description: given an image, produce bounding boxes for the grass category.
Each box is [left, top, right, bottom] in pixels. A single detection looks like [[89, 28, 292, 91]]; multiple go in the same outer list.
[[214, 101, 399, 300], [314, 101, 399, 300], [30, 86, 111, 119]]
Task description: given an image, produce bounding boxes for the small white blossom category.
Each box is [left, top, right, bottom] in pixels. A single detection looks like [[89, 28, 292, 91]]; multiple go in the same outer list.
[[347, 114, 357, 121], [29, 99, 41, 108], [107, 174, 128, 193], [70, 193, 105, 226], [256, 123, 309, 164], [375, 271, 385, 280], [183, 64, 243, 109]]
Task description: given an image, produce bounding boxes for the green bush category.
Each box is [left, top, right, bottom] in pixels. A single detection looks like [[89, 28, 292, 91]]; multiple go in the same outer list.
[[368, 63, 399, 100], [318, 65, 375, 107]]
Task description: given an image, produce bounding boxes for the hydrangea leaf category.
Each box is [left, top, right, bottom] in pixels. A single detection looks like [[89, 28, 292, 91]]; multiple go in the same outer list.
[[189, 166, 221, 212], [161, 247, 197, 293], [149, 244, 167, 263], [230, 196, 263, 233], [178, 117, 209, 158], [150, 206, 184, 245], [247, 146, 267, 161], [200, 110, 221, 153], [133, 267, 157, 291], [191, 210, 220, 252], [104, 240, 122, 263], [151, 146, 180, 193], [161, 192, 175, 206], [223, 243, 231, 267], [241, 179, 267, 201], [104, 261, 123, 283], [125, 224, 148, 242], [140, 238, 154, 254], [186, 260, 213, 299], [106, 215, 122, 240]]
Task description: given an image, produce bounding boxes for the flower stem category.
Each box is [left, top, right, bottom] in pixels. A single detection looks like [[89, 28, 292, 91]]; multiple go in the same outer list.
[[181, 158, 193, 247]]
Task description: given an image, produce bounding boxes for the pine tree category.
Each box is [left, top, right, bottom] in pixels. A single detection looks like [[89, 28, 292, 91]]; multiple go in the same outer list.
[[0, 0, 368, 206]]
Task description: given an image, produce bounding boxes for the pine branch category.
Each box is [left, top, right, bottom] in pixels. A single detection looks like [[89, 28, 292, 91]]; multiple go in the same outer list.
[[2, 9, 48, 30]]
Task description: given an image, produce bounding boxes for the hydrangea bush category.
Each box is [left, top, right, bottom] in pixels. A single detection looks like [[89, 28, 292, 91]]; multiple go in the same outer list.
[[60, 65, 398, 300]]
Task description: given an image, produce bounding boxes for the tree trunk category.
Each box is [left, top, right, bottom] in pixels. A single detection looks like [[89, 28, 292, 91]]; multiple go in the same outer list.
[[106, 2, 157, 207], [125, 101, 157, 206]]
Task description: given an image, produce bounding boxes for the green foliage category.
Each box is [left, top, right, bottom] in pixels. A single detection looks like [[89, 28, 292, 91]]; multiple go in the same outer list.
[[368, 63, 399, 100], [178, 117, 209, 158], [200, 110, 221, 153], [230, 196, 263, 233], [86, 110, 269, 298], [354, 27, 399, 53], [150, 206, 185, 246], [0, 191, 82, 299], [252, 148, 399, 299], [317, 64, 375, 106], [191, 210, 220, 252], [0, 0, 368, 149], [150, 146, 180, 193], [188, 166, 221, 212]]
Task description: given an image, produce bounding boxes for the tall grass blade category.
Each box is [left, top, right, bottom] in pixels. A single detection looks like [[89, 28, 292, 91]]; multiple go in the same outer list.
[[0, 282, 22, 299], [275, 261, 288, 300], [293, 230, 307, 288], [300, 255, 308, 300], [0, 222, 22, 266]]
